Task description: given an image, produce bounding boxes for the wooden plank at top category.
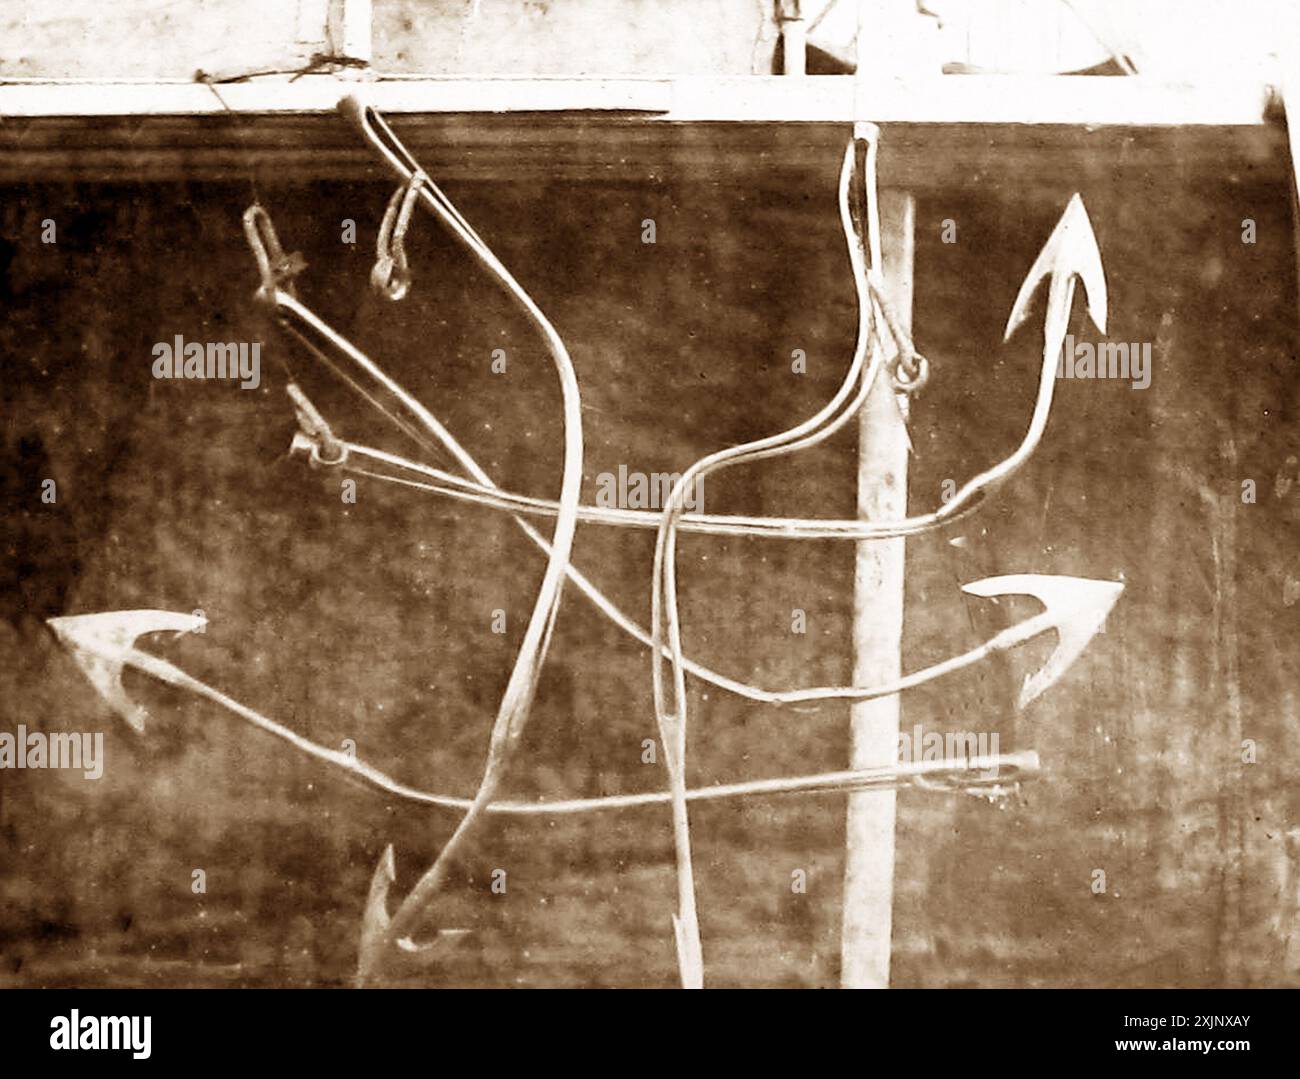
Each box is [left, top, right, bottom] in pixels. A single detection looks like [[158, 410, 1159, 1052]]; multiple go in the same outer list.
[[0, 75, 1279, 126], [1, 1, 313, 81]]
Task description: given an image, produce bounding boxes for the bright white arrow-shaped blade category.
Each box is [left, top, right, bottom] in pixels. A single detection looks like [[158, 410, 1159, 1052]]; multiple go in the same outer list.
[[962, 573, 1123, 708], [1005, 192, 1107, 344], [47, 609, 207, 733]]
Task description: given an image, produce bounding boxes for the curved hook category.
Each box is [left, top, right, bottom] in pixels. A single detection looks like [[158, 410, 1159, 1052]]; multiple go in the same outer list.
[[242, 204, 305, 304], [337, 96, 587, 963], [891, 349, 930, 393], [371, 170, 428, 302]]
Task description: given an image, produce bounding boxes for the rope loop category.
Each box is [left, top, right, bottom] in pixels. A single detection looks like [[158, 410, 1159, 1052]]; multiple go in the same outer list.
[[890, 350, 930, 393], [242, 204, 306, 303], [868, 277, 929, 395], [371, 169, 429, 302], [852, 123, 930, 398]]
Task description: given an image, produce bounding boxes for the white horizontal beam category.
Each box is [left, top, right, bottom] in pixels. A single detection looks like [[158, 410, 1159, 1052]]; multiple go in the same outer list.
[[0, 74, 1277, 126]]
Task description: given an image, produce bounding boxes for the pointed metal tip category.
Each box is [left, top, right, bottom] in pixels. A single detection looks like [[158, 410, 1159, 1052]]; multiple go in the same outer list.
[[672, 913, 705, 989], [46, 609, 208, 733], [1003, 192, 1108, 341], [1062, 194, 1108, 335], [367, 843, 396, 915], [963, 575, 1124, 708], [357, 844, 398, 982], [47, 608, 208, 646], [962, 573, 1123, 617]]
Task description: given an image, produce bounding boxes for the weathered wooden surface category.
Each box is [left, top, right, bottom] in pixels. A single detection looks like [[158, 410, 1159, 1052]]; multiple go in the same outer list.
[[4, 1, 1293, 82], [2, 0, 773, 80], [843, 189, 913, 988], [0, 149, 1297, 986], [372, 0, 771, 77], [1, 1, 315, 80]]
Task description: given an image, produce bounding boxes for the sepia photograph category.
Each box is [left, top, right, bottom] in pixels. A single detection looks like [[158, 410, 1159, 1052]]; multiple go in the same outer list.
[[0, 0, 1296, 1053]]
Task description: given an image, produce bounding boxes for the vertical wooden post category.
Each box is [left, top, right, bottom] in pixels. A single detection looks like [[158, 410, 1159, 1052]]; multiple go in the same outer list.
[[330, 0, 373, 64], [778, 2, 807, 77], [295, 0, 331, 45], [842, 0, 917, 991], [841, 192, 914, 989]]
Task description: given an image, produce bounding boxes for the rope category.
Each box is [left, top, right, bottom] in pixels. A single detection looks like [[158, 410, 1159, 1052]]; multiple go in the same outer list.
[[197, 73, 262, 209]]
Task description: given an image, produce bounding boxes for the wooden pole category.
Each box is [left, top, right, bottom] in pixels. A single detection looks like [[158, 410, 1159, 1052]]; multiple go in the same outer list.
[[841, 191, 914, 988], [778, 2, 808, 77], [842, 0, 917, 990], [331, 0, 373, 64]]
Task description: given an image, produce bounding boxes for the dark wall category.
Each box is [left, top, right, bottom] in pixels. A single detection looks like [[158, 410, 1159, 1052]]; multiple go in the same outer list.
[[1, 140, 1297, 987]]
